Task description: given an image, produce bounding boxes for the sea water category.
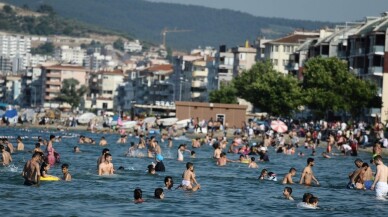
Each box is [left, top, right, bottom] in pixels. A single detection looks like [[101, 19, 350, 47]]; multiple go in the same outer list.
[[0, 127, 387, 217]]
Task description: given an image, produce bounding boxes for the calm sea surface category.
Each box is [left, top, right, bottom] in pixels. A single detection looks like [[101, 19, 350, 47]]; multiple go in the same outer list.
[[0, 127, 387, 217]]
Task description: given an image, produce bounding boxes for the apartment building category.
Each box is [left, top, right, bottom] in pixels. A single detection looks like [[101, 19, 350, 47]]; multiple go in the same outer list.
[[0, 34, 31, 72], [124, 40, 142, 53], [215, 45, 234, 88], [346, 13, 388, 120], [55, 46, 86, 65], [265, 31, 320, 74], [86, 69, 124, 110], [83, 52, 115, 72], [232, 41, 257, 76], [41, 64, 87, 108]]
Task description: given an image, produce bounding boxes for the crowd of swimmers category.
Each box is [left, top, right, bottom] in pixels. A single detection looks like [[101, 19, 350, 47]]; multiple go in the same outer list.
[[1, 121, 388, 206]]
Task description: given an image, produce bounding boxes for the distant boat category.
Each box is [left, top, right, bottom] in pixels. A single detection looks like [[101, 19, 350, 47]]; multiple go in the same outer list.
[[160, 118, 178, 127], [77, 113, 96, 124], [175, 119, 191, 129]]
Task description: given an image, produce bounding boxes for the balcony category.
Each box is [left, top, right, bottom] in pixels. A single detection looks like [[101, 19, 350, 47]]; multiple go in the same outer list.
[[191, 92, 201, 98], [45, 96, 56, 100], [350, 48, 365, 56], [46, 73, 61, 78], [46, 80, 61, 85], [352, 68, 365, 76], [192, 70, 208, 77], [191, 80, 207, 88], [371, 45, 384, 54], [193, 61, 206, 67], [45, 88, 60, 93], [368, 66, 383, 76]]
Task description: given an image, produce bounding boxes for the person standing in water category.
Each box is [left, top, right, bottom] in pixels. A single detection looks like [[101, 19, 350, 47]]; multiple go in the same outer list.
[[1, 145, 12, 166], [371, 155, 388, 200], [98, 153, 114, 175], [299, 158, 319, 186], [22, 152, 42, 186], [46, 135, 56, 166], [283, 168, 297, 184], [16, 137, 24, 151], [181, 162, 201, 191]]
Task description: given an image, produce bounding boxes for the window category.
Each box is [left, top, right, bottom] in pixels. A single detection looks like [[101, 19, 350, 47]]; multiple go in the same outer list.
[[240, 53, 246, 60], [273, 59, 278, 66], [275, 46, 279, 52]]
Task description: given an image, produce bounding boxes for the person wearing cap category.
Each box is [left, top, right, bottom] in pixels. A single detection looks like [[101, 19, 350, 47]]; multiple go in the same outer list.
[[155, 154, 165, 172]]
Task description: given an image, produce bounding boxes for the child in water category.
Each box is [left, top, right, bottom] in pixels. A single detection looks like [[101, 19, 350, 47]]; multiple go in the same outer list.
[[61, 163, 72, 181], [283, 187, 294, 200], [40, 162, 50, 178], [248, 157, 259, 168]]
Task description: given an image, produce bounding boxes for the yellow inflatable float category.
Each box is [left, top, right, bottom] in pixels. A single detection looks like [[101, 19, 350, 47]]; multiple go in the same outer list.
[[40, 175, 61, 181]]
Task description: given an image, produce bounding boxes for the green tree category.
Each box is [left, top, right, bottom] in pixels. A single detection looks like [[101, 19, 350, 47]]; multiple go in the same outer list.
[[113, 38, 124, 51], [55, 79, 87, 109], [31, 42, 55, 55], [303, 57, 379, 118], [209, 83, 238, 104], [233, 61, 302, 116]]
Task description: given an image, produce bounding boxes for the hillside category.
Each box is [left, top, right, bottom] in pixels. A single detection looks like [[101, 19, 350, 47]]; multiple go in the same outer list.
[[0, 3, 132, 42], [4, 0, 335, 50]]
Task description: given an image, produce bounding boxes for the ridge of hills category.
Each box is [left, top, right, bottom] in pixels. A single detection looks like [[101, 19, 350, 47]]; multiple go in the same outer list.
[[3, 0, 335, 50]]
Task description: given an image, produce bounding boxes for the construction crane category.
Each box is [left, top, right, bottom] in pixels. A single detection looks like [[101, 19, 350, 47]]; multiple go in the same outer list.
[[161, 28, 192, 48]]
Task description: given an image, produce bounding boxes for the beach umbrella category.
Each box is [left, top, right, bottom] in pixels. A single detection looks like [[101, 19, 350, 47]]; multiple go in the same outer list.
[[271, 120, 288, 133], [4, 109, 17, 118]]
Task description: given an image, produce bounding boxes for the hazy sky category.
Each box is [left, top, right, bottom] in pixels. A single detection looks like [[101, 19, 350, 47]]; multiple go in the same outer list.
[[147, 0, 388, 22]]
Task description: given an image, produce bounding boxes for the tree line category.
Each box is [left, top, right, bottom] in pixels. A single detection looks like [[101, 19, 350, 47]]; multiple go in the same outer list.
[[210, 57, 381, 119]]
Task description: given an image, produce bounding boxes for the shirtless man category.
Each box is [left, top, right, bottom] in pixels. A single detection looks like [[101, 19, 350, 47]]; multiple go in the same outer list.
[[371, 155, 388, 200], [182, 162, 200, 191], [299, 158, 319, 186], [97, 148, 110, 170], [192, 138, 201, 148], [98, 153, 114, 175], [3, 139, 14, 153], [99, 137, 108, 146], [217, 152, 236, 166], [1, 145, 12, 166], [16, 137, 24, 151], [213, 143, 222, 159], [283, 167, 297, 184], [22, 152, 42, 186], [348, 159, 363, 188]]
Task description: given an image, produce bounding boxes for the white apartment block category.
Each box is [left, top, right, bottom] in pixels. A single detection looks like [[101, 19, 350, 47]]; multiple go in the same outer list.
[[84, 52, 114, 72], [55, 45, 86, 65], [264, 31, 321, 74], [124, 40, 142, 53], [0, 34, 31, 72]]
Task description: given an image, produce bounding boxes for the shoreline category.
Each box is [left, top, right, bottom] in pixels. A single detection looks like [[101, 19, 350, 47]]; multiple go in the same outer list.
[[1, 123, 385, 156]]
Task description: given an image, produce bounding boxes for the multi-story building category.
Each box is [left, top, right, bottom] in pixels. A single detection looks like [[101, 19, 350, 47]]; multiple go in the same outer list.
[[2, 74, 22, 105], [83, 52, 115, 72], [0, 34, 31, 72], [55, 46, 86, 65], [265, 31, 320, 74], [86, 69, 124, 110], [255, 37, 272, 61], [124, 40, 142, 53], [347, 13, 388, 120], [232, 42, 257, 76], [41, 64, 87, 108], [215, 45, 234, 88]]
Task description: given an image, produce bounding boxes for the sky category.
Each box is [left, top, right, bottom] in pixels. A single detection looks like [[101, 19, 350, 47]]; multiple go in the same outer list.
[[147, 0, 388, 22]]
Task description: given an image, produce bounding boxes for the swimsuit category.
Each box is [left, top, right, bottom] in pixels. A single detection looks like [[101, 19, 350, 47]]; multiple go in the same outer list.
[[364, 180, 373, 190], [375, 182, 388, 199], [182, 180, 191, 187]]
